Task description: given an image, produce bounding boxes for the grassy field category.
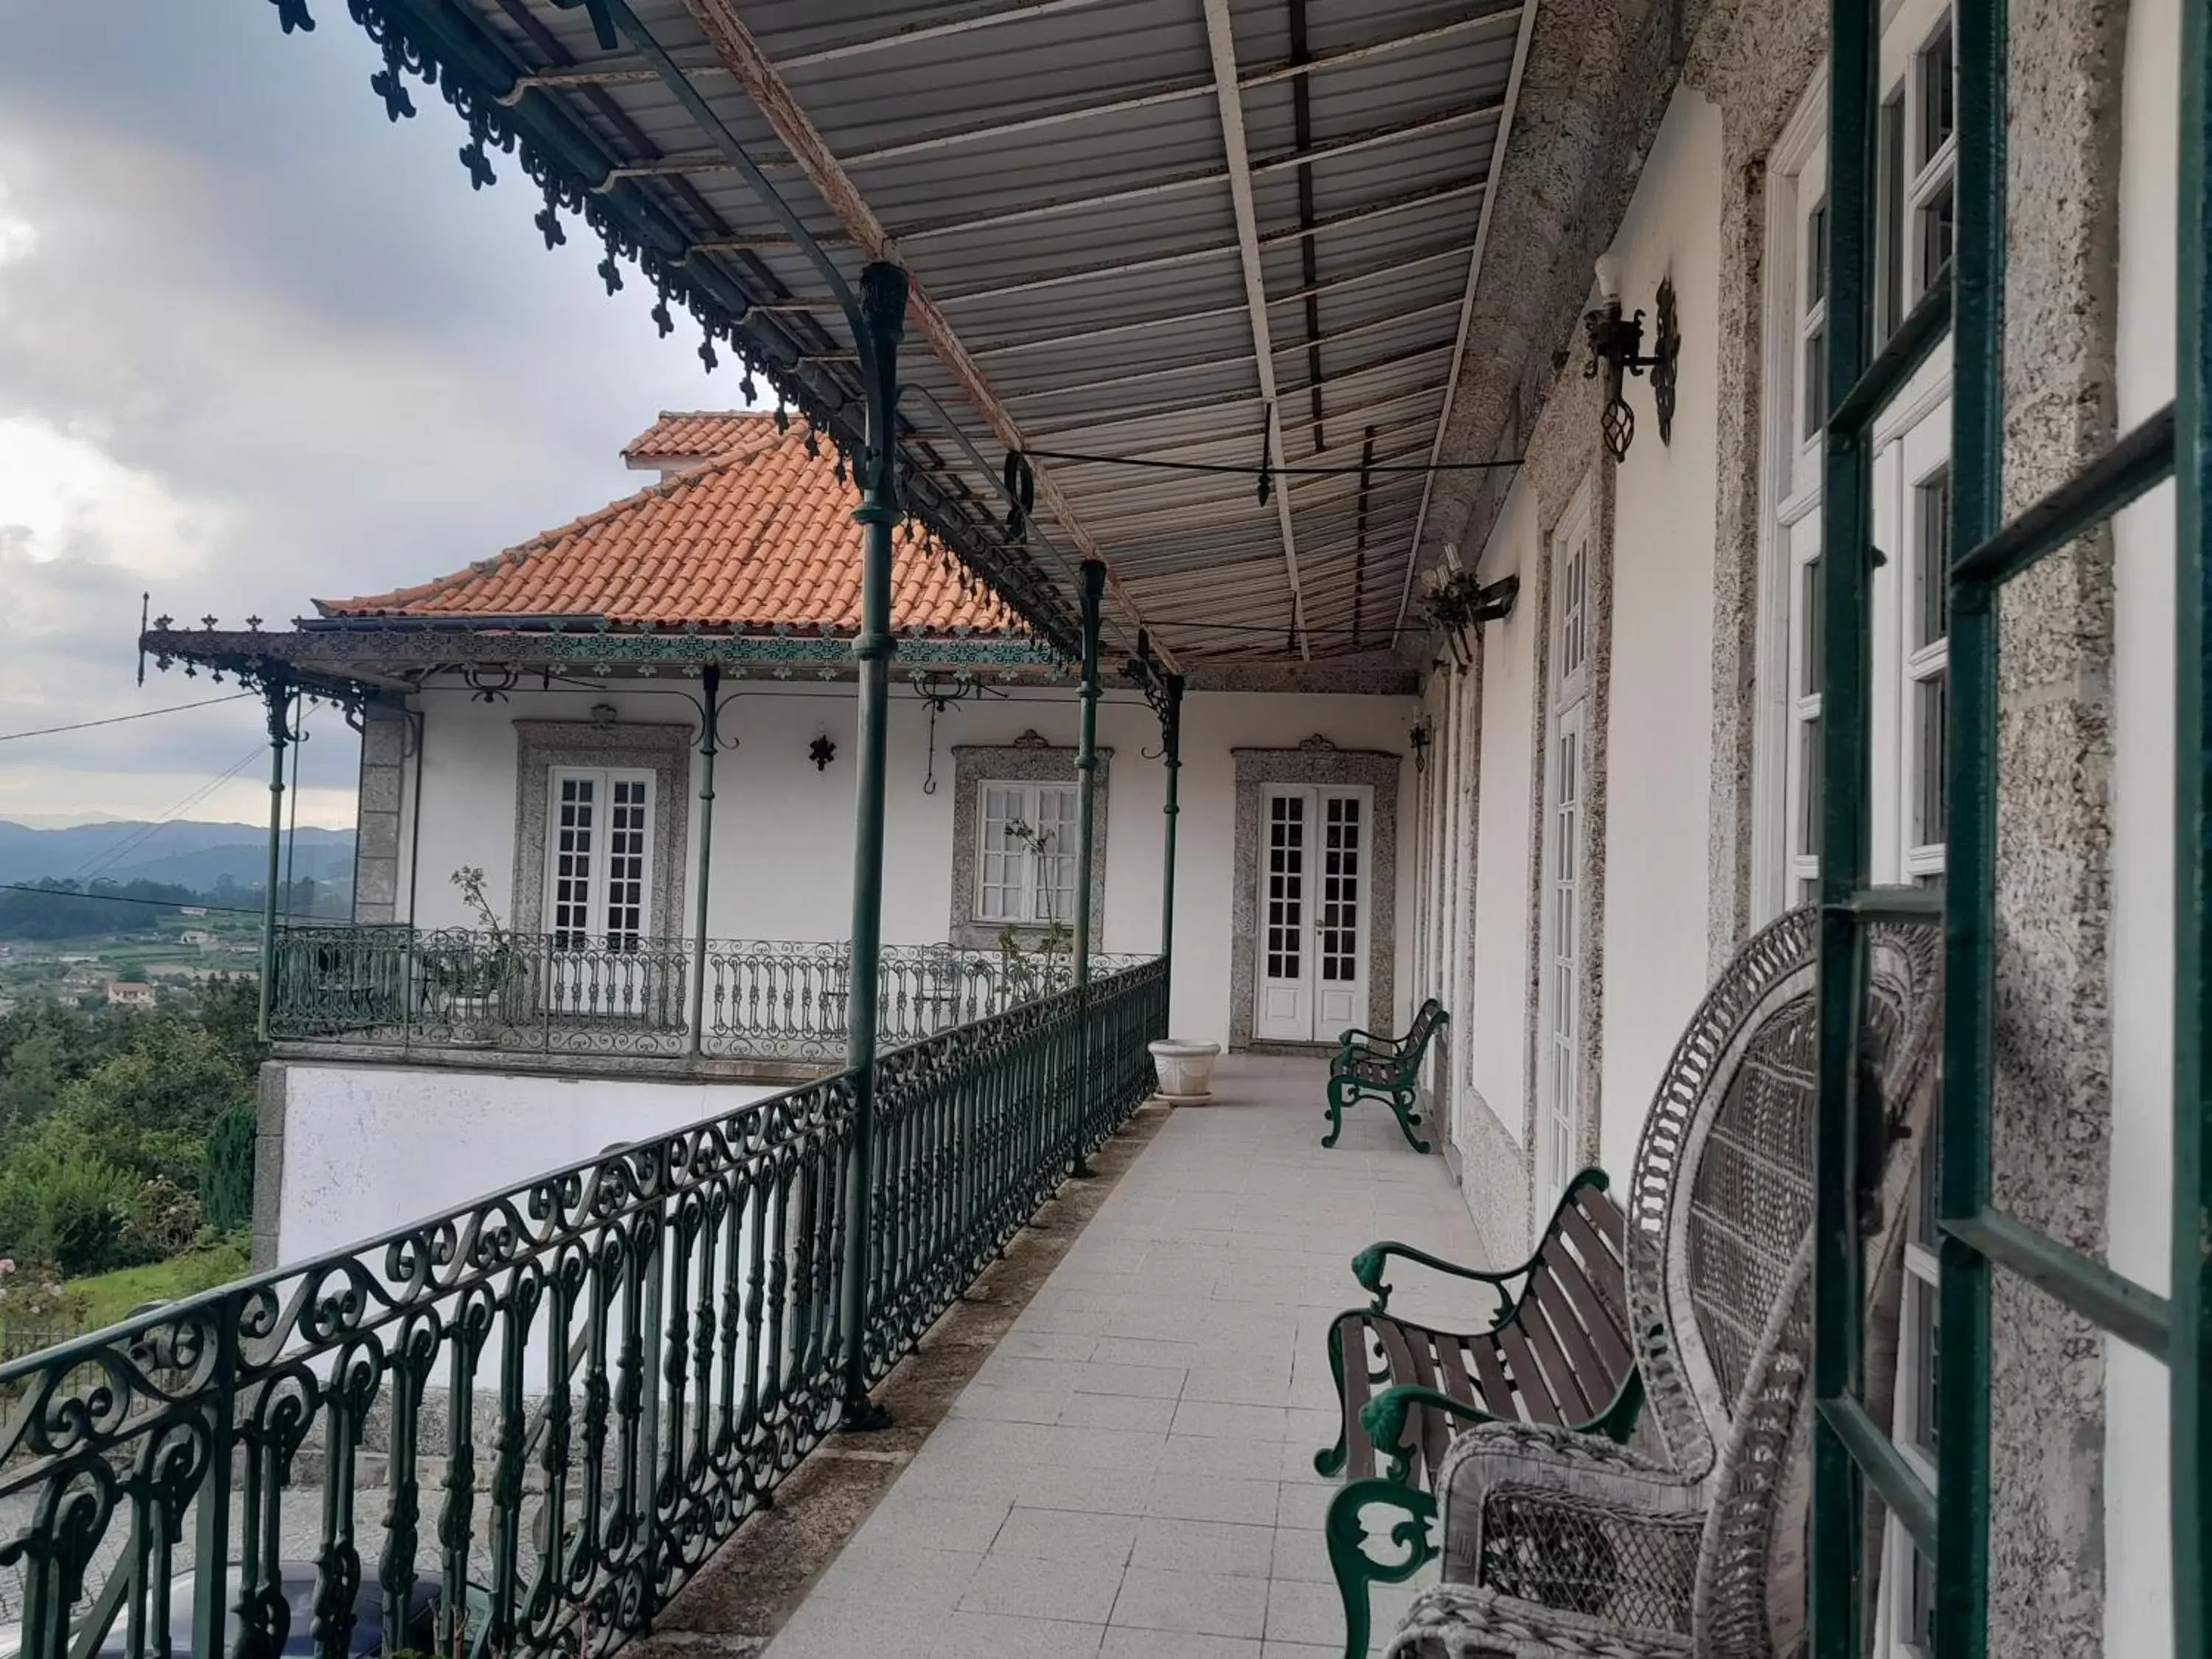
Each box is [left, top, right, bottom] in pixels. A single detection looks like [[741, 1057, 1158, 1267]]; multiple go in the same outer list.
[[67, 1239, 251, 1332]]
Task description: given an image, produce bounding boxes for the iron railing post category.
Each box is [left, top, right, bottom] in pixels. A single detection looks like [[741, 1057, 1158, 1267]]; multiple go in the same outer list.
[[838, 262, 908, 1430], [1160, 672, 1184, 1026], [256, 675, 294, 1043], [689, 664, 721, 1058], [1071, 559, 1105, 1168]]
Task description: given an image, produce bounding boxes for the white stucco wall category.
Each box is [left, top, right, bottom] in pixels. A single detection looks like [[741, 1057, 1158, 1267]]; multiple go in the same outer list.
[[1592, 90, 1724, 1182], [1471, 479, 1540, 1153], [275, 1060, 780, 1267], [2105, 0, 2180, 1642], [390, 682, 1417, 1051]]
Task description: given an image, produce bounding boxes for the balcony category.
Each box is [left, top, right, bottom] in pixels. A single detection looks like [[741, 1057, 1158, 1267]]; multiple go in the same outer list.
[[0, 956, 1175, 1659], [267, 924, 1151, 1068]]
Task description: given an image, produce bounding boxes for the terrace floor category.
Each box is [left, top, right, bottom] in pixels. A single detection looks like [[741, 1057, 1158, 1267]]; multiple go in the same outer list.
[[762, 1054, 1487, 1659]]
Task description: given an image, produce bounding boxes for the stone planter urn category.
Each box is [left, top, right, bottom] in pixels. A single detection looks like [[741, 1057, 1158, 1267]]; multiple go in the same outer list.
[[1149, 1039, 1222, 1105]]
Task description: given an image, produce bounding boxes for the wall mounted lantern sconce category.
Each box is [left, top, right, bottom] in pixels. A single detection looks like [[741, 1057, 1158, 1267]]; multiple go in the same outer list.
[[808, 734, 836, 771], [1416, 569, 1522, 670], [1583, 254, 1680, 462], [1409, 718, 1432, 774]]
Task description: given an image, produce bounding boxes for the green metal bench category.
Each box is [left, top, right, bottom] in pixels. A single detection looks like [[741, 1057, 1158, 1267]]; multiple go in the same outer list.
[[1313, 1169, 1638, 1659], [1324, 998, 1447, 1152]]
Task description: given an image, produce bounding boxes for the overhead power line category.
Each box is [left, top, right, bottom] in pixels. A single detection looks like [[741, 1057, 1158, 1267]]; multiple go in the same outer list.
[[0, 882, 291, 919], [0, 694, 255, 743]]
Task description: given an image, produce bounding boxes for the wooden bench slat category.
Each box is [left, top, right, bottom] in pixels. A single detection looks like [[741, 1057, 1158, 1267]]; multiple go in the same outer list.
[[1536, 1238, 1635, 1389], [1495, 1310, 1567, 1426], [1521, 1267, 1602, 1419], [1459, 1331, 1518, 1419], [1339, 1312, 1379, 1481]]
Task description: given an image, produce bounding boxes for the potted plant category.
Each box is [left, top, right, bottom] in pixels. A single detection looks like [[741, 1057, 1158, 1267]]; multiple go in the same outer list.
[[424, 866, 528, 1045], [1416, 567, 1520, 668]]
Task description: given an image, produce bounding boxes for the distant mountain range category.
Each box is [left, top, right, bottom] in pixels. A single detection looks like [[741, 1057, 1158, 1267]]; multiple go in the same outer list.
[[0, 819, 357, 891]]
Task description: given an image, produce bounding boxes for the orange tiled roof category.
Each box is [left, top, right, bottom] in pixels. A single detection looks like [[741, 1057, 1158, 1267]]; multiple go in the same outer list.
[[317, 412, 1021, 636], [621, 410, 759, 469]]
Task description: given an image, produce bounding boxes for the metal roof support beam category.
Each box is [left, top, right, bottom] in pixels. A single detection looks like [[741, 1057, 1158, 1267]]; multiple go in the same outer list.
[[973, 243, 1474, 359], [775, 0, 1122, 69], [933, 178, 1485, 307], [1238, 6, 1525, 90], [1029, 372, 1452, 444], [897, 100, 1504, 244], [1200, 0, 1308, 660], [1391, 0, 1543, 643], [672, 0, 1177, 672]]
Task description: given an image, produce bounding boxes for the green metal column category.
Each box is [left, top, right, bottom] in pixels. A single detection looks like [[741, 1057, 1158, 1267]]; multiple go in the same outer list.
[[1071, 560, 1105, 1172], [256, 675, 295, 1043], [688, 663, 721, 1059], [1160, 673, 1185, 1020], [1074, 560, 1105, 987], [838, 262, 908, 1430], [2174, 0, 2212, 1633]]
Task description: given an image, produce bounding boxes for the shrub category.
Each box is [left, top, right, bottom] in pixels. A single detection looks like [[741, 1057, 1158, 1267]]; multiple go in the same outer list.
[[42, 1156, 138, 1276], [122, 1177, 204, 1263], [201, 1103, 257, 1234]]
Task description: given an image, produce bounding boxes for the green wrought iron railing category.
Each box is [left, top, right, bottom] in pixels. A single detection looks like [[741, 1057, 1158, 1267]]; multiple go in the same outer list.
[[267, 925, 1150, 1062], [0, 954, 1167, 1659]]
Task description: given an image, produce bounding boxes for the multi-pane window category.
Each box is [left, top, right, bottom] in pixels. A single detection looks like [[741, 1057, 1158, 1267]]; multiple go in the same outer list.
[[1887, 1139, 1942, 1657], [1801, 199, 1831, 442], [1538, 480, 1593, 1203], [976, 782, 1079, 924], [546, 768, 654, 950], [1318, 795, 1363, 983], [1907, 467, 1952, 874], [1266, 793, 1306, 982]]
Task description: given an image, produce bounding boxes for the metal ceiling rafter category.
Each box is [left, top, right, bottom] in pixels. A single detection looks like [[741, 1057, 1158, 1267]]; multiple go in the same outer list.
[[667, 0, 1176, 672], [996, 302, 1458, 404], [1389, 0, 1543, 644], [1028, 367, 1454, 445], [832, 7, 1526, 169], [971, 240, 1479, 361], [932, 177, 1486, 309], [1200, 0, 1308, 660], [895, 100, 1506, 246], [773, 0, 1121, 69]]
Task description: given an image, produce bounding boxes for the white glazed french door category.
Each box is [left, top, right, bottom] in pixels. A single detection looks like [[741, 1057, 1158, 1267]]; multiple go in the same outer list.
[[543, 768, 657, 1016], [1535, 476, 1594, 1203], [1254, 785, 1371, 1043]]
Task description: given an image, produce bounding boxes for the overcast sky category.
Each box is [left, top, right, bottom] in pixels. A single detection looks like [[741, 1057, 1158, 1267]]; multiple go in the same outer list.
[[0, 2, 723, 830]]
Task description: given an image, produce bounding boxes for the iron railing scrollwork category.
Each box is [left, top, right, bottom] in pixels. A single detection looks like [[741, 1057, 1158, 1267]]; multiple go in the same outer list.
[[0, 956, 1168, 1659], [268, 925, 1151, 1065]]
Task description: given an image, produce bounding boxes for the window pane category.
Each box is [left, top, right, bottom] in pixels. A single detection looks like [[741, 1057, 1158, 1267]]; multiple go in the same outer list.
[[1916, 672, 1949, 846], [1803, 323, 1828, 442], [1800, 556, 1826, 698], [1797, 715, 1824, 865], [1918, 178, 1955, 293], [1805, 200, 1829, 306], [1879, 97, 1905, 337], [1919, 21, 1955, 168], [1916, 467, 1952, 647]]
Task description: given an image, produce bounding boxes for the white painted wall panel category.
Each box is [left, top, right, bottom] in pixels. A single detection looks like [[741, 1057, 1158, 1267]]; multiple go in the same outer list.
[[276, 1062, 779, 1267], [1472, 481, 1538, 1152], [1593, 93, 1724, 1181], [394, 684, 1417, 1051]]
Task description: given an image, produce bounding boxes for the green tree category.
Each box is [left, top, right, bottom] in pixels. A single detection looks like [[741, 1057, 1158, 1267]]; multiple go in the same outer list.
[[59, 1022, 251, 1189]]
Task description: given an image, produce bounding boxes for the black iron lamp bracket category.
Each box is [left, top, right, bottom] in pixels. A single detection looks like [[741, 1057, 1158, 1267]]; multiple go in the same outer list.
[[1582, 275, 1680, 461]]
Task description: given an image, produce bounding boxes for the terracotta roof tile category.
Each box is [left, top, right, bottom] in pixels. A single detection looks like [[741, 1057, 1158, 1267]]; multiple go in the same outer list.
[[318, 412, 1022, 636]]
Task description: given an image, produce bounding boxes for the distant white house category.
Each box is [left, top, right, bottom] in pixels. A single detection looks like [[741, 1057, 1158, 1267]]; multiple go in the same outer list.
[[147, 411, 1416, 1267], [104, 982, 156, 1010]]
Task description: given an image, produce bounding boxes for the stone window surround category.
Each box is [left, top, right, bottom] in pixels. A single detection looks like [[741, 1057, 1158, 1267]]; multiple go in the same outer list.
[[1228, 740, 1401, 1051], [509, 720, 692, 943], [948, 734, 1110, 950]]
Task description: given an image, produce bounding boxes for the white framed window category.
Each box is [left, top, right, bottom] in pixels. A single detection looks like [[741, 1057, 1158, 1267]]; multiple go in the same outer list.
[[1754, 0, 1957, 920], [1755, 15, 1954, 1659], [1535, 476, 1594, 1204], [976, 782, 1079, 924], [546, 767, 655, 950]]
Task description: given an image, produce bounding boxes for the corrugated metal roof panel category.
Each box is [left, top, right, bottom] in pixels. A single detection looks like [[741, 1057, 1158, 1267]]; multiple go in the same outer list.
[[369, 0, 1534, 667]]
